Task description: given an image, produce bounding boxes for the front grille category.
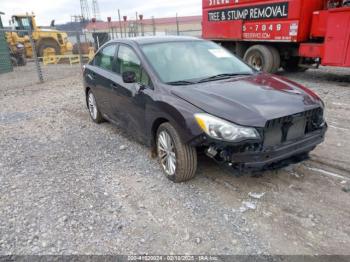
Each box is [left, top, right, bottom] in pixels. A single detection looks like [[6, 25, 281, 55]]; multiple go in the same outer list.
[[264, 107, 323, 147]]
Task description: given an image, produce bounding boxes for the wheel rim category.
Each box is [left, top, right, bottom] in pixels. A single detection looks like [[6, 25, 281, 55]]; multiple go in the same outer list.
[[88, 92, 98, 120], [248, 53, 263, 71], [157, 131, 176, 176]]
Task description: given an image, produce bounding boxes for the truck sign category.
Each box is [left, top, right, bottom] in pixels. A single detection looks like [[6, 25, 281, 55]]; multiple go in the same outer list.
[[208, 2, 289, 22]]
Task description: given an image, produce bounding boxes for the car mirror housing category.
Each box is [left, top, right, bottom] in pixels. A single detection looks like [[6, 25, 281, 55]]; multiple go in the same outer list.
[[122, 71, 137, 83]]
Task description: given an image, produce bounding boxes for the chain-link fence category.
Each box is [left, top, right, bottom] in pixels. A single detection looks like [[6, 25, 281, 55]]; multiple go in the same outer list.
[[0, 28, 83, 90], [0, 16, 202, 88]]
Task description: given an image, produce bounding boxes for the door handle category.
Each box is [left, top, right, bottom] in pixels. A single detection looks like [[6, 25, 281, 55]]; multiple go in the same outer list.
[[135, 84, 146, 95], [87, 73, 96, 81], [110, 83, 118, 88]]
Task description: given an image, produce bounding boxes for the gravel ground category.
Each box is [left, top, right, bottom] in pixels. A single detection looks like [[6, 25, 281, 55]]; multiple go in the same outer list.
[[0, 63, 349, 255]]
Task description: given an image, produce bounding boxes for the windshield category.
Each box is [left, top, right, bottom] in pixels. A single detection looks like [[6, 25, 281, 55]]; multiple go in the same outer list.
[[141, 40, 253, 84], [13, 17, 32, 31]]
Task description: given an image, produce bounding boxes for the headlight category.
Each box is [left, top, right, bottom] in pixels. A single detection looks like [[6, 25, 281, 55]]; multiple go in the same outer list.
[[194, 113, 260, 142]]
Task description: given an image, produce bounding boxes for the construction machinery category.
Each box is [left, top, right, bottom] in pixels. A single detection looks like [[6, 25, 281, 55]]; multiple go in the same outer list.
[[9, 42, 26, 66], [202, 0, 350, 73], [6, 14, 73, 58]]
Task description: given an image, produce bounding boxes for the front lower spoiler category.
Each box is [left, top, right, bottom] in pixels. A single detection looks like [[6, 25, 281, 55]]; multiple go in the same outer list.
[[230, 127, 326, 171]]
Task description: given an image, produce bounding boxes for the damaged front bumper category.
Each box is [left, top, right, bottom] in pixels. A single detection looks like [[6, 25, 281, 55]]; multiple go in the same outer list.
[[195, 126, 327, 172]]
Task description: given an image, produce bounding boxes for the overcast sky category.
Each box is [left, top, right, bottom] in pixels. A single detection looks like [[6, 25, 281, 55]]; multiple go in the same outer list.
[[1, 0, 202, 26]]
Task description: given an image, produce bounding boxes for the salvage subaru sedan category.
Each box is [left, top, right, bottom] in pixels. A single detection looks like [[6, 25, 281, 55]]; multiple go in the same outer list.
[[83, 36, 327, 182]]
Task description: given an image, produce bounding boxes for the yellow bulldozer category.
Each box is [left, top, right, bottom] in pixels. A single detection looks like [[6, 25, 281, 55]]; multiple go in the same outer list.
[[6, 14, 73, 58]]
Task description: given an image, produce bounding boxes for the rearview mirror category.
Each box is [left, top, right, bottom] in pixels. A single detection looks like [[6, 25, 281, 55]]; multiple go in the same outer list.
[[122, 71, 137, 83]]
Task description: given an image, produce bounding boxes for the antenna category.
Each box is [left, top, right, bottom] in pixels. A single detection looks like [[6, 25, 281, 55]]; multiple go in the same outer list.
[[91, 0, 101, 21]]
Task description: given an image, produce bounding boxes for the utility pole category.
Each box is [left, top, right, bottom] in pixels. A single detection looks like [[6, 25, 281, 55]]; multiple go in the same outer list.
[[107, 16, 113, 39], [26, 13, 43, 83], [176, 13, 180, 36], [123, 16, 127, 38], [152, 16, 156, 36], [139, 14, 144, 36], [118, 9, 123, 38], [135, 12, 138, 37]]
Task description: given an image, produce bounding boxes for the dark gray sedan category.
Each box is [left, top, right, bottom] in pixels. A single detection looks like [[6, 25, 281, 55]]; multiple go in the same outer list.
[[83, 36, 327, 182]]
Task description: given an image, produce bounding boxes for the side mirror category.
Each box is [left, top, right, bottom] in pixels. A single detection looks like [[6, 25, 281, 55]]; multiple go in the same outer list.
[[122, 71, 136, 83]]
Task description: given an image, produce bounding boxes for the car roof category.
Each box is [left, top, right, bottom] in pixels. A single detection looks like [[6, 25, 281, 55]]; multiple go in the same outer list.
[[109, 36, 202, 46]]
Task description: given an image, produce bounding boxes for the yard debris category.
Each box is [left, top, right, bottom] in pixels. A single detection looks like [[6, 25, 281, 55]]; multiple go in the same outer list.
[[223, 214, 229, 221], [244, 201, 257, 210], [307, 167, 348, 181], [184, 229, 190, 241], [195, 237, 201, 244], [119, 145, 127, 150], [263, 211, 273, 217], [240, 206, 248, 213], [291, 172, 302, 178], [248, 192, 265, 199]]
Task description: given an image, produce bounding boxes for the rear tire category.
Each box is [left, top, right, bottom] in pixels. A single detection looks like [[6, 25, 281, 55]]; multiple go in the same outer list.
[[243, 45, 274, 73], [38, 40, 60, 57], [87, 90, 104, 124], [156, 123, 197, 183], [267, 46, 281, 73]]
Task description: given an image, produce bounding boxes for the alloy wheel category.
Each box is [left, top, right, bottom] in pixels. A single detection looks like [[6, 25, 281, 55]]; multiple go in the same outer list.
[[157, 131, 177, 176], [88, 92, 98, 120]]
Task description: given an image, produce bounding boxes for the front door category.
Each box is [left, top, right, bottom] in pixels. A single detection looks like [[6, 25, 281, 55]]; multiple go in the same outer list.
[[110, 44, 152, 141]]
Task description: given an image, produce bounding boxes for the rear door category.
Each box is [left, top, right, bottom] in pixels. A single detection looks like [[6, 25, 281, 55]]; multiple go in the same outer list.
[[107, 44, 138, 128], [85, 43, 118, 115]]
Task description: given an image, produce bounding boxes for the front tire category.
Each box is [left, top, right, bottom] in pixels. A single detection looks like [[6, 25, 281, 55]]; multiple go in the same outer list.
[[87, 90, 104, 123], [38, 41, 60, 57], [18, 54, 27, 66], [10, 56, 18, 67], [156, 123, 197, 183]]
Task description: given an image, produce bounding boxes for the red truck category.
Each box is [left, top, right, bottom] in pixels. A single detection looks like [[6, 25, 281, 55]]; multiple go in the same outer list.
[[202, 0, 350, 73]]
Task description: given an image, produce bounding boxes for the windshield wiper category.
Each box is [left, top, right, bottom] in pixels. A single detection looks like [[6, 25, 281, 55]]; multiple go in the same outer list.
[[166, 80, 196, 86], [197, 73, 253, 83]]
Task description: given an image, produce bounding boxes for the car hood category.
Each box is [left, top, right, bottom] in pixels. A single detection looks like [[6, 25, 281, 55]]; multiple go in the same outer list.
[[171, 74, 323, 127]]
